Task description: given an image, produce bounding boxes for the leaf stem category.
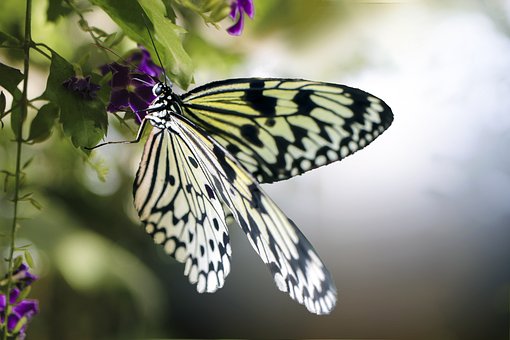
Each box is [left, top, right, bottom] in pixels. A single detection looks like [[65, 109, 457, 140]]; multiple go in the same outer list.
[[2, 0, 31, 338]]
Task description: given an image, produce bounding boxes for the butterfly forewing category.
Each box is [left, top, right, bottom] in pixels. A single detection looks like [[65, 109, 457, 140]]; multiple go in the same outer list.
[[180, 78, 393, 183], [140, 114, 337, 314], [134, 127, 232, 293]]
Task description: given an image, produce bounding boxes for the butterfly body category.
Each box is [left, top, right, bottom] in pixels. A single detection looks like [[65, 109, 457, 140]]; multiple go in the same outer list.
[[131, 78, 393, 314]]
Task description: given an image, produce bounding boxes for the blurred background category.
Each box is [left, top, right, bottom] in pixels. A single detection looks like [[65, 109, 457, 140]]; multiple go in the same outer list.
[[1, 0, 510, 339]]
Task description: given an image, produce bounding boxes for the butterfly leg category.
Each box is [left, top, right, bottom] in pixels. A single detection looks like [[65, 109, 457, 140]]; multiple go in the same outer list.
[[86, 118, 149, 150]]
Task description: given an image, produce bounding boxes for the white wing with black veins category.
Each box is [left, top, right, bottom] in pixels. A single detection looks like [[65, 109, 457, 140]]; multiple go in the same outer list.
[[134, 127, 232, 293], [140, 115, 337, 315]]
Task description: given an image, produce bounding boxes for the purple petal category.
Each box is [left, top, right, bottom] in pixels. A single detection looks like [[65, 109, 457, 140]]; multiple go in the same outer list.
[[7, 313, 19, 332], [128, 93, 151, 114], [74, 78, 88, 91], [134, 84, 156, 104], [107, 89, 130, 112], [99, 64, 111, 75], [229, 1, 239, 19], [138, 50, 163, 78], [62, 76, 78, 89], [227, 14, 244, 36], [62, 76, 100, 101], [109, 63, 131, 88], [0, 294, 6, 311], [240, 0, 254, 18], [9, 288, 20, 304], [13, 300, 39, 319], [128, 47, 163, 79]]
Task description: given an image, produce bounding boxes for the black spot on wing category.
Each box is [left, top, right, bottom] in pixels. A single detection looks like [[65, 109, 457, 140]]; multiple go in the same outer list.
[[265, 118, 276, 127], [188, 156, 199, 168], [248, 183, 267, 213], [185, 184, 192, 193], [293, 89, 316, 113], [205, 184, 215, 199], [226, 143, 241, 156], [243, 80, 277, 116], [240, 124, 263, 147]]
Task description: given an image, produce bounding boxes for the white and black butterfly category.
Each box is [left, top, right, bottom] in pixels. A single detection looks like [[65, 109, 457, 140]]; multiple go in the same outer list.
[[95, 77, 393, 315]]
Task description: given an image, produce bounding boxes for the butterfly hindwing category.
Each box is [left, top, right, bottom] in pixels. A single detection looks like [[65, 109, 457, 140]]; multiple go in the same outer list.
[[168, 115, 337, 315], [134, 127, 232, 293], [180, 78, 393, 183]]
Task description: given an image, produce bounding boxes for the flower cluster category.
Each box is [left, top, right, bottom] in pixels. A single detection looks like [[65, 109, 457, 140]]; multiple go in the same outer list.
[[101, 47, 164, 123], [227, 0, 254, 36], [0, 263, 39, 339], [62, 75, 101, 100]]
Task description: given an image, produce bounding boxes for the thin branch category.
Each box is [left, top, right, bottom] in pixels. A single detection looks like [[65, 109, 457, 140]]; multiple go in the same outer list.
[[2, 0, 31, 338]]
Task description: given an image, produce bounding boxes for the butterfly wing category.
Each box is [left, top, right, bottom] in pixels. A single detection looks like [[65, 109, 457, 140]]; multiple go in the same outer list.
[[143, 115, 337, 314], [180, 78, 393, 183], [133, 127, 232, 293]]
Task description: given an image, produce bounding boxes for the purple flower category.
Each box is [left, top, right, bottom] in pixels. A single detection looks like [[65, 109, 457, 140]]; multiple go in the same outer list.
[[101, 47, 163, 123], [227, 0, 254, 36], [11, 264, 37, 290], [0, 263, 39, 339], [62, 75, 101, 100], [128, 46, 163, 78]]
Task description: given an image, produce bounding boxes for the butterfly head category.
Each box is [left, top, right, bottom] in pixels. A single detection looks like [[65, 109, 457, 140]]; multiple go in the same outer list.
[[153, 81, 172, 98], [144, 81, 183, 129]]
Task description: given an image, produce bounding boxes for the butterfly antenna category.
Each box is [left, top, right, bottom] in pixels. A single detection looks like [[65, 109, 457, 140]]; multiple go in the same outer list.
[[131, 76, 154, 87], [141, 13, 168, 86]]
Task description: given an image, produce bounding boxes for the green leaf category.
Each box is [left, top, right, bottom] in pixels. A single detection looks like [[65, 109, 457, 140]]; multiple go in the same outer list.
[[47, 0, 72, 22], [22, 157, 34, 170], [41, 50, 108, 150], [18, 285, 31, 301], [28, 198, 43, 210], [24, 250, 35, 268], [86, 155, 109, 182], [27, 103, 59, 143], [209, 3, 231, 22], [0, 63, 24, 137], [90, 0, 194, 89], [0, 30, 20, 46], [12, 316, 28, 334], [15, 243, 32, 250], [162, 0, 177, 21], [18, 192, 33, 201], [103, 31, 124, 48], [10, 94, 23, 140], [174, 0, 230, 24], [0, 62, 23, 95], [13, 256, 23, 270]]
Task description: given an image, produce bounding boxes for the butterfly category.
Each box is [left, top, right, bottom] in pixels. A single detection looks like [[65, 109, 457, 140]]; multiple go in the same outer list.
[[97, 77, 393, 315]]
